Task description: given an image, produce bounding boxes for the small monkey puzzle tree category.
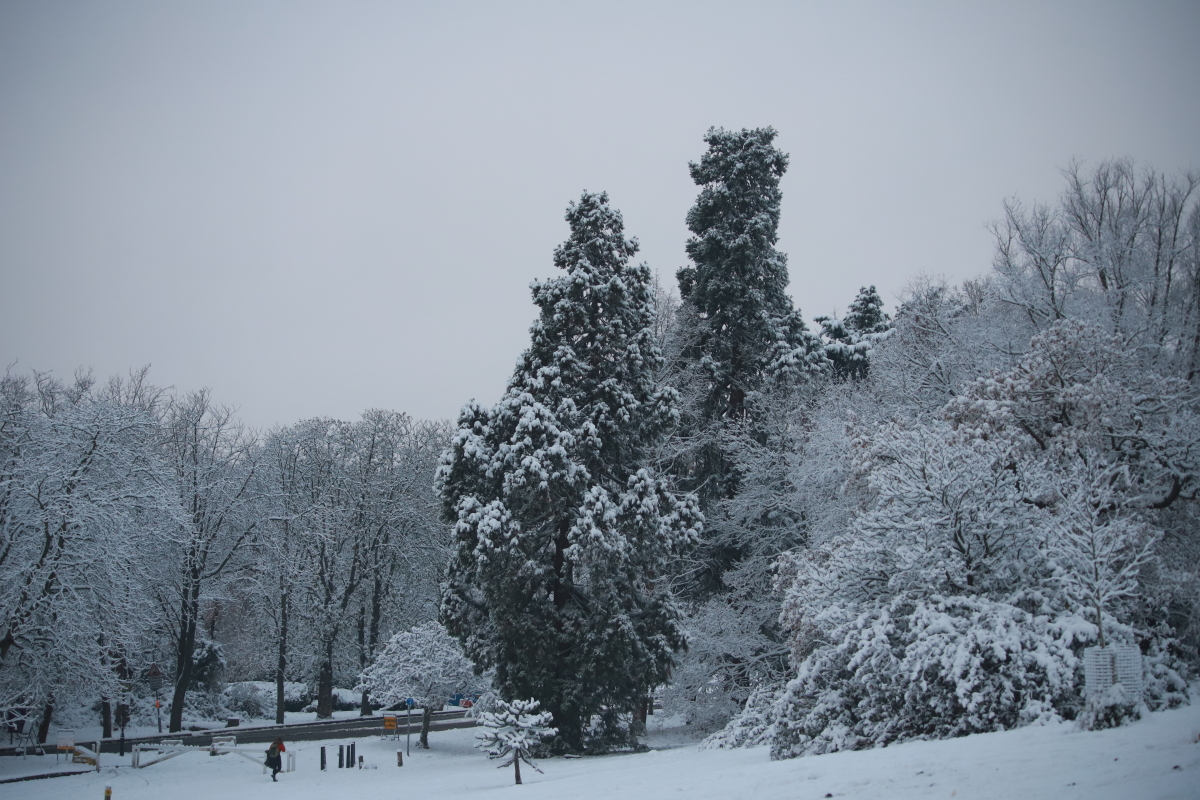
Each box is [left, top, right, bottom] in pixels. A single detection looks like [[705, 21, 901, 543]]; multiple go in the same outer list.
[[476, 698, 557, 785]]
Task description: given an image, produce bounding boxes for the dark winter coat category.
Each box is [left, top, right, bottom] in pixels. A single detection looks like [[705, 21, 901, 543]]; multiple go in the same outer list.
[[266, 741, 285, 769]]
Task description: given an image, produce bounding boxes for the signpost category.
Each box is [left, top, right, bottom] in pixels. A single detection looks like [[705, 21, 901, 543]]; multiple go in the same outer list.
[[405, 698, 414, 756], [55, 730, 74, 763]]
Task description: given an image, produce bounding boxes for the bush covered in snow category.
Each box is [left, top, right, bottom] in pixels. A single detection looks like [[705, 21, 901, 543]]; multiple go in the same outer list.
[[700, 684, 779, 749], [768, 596, 1086, 758], [712, 312, 1195, 758], [359, 621, 477, 747], [223, 683, 270, 718], [221, 681, 310, 717]]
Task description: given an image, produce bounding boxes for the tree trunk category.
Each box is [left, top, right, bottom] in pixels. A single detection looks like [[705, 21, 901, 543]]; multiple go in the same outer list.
[[275, 586, 288, 725], [368, 574, 384, 664], [316, 642, 335, 719], [513, 753, 522, 785], [729, 386, 746, 420], [116, 701, 129, 735], [360, 575, 385, 717], [632, 696, 648, 738], [550, 522, 581, 752], [170, 573, 202, 732], [101, 698, 112, 739], [36, 696, 53, 745], [419, 706, 432, 749], [357, 607, 372, 716]]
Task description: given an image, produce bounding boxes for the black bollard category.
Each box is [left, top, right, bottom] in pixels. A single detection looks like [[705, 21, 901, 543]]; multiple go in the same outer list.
[[320, 746, 326, 771], [350, 742, 356, 768], [338, 745, 344, 769]]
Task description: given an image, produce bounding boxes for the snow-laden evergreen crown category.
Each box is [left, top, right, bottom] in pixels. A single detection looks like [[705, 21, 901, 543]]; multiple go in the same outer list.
[[819, 285, 894, 381], [676, 126, 824, 420], [438, 192, 701, 753], [845, 285, 891, 335]]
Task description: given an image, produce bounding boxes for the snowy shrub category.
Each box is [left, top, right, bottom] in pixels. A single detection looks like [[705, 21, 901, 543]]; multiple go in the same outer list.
[[1077, 683, 1141, 731], [769, 596, 1084, 759], [182, 685, 228, 722], [282, 682, 312, 711], [358, 621, 475, 710], [188, 640, 226, 692], [333, 687, 360, 709], [701, 683, 780, 749], [1141, 636, 1190, 712], [300, 687, 359, 713], [222, 681, 310, 717], [224, 683, 270, 718], [358, 621, 477, 747]]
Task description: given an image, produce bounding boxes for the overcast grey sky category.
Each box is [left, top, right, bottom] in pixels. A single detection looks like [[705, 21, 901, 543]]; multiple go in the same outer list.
[[2, 1, 1198, 428]]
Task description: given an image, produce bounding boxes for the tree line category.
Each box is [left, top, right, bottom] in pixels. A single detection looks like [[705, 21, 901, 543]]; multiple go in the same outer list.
[[0, 372, 448, 738], [4, 129, 1197, 756]]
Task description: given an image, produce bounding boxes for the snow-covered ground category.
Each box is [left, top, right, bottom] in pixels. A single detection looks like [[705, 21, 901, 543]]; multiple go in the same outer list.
[[2, 702, 1197, 799]]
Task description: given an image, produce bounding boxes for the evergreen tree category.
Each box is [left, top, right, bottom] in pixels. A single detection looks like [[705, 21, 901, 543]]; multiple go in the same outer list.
[[670, 127, 823, 596], [818, 285, 893, 381], [438, 192, 702, 753], [476, 698, 557, 785], [844, 285, 891, 336], [676, 127, 823, 425]]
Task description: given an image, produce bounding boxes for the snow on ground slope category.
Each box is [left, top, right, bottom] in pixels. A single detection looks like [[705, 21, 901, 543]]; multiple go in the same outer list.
[[2, 702, 1197, 800]]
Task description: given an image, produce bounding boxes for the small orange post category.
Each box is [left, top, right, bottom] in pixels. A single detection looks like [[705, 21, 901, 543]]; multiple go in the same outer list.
[[105, 787, 113, 799]]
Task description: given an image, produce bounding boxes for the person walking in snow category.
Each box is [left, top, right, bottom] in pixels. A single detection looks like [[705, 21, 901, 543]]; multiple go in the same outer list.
[[265, 737, 286, 781]]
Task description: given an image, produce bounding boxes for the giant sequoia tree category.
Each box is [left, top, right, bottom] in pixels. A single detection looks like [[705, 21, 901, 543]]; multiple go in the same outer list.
[[438, 192, 701, 752], [671, 127, 823, 597], [676, 127, 822, 427]]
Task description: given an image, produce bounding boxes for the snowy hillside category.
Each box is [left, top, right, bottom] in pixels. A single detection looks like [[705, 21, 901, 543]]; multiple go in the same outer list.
[[3, 701, 1196, 800]]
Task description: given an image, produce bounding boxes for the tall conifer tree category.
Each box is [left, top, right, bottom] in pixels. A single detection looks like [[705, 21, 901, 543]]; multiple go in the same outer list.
[[672, 127, 823, 593], [438, 192, 701, 753], [676, 127, 823, 426]]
